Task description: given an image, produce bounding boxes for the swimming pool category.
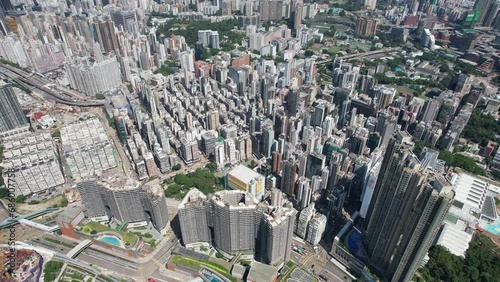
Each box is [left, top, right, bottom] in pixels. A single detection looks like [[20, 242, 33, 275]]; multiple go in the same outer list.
[[99, 236, 122, 246], [347, 230, 362, 254], [204, 274, 222, 282], [484, 221, 500, 235]]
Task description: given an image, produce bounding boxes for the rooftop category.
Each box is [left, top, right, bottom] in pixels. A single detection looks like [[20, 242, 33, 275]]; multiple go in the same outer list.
[[227, 164, 263, 183], [178, 188, 208, 208], [436, 220, 473, 258], [212, 190, 259, 208], [56, 206, 84, 224], [247, 261, 278, 282], [97, 174, 140, 191]]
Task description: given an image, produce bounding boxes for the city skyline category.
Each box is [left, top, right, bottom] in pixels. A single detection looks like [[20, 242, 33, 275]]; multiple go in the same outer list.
[[0, 0, 499, 281]]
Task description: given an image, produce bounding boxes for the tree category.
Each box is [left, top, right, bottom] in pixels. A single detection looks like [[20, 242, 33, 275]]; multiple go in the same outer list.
[[205, 162, 217, 172], [60, 197, 68, 207], [172, 164, 181, 171], [16, 194, 26, 203], [188, 3, 197, 11], [304, 50, 315, 57], [127, 84, 134, 93], [419, 234, 500, 282], [43, 261, 64, 282], [95, 93, 105, 100], [461, 109, 500, 145], [438, 151, 486, 176], [0, 188, 8, 198], [339, 10, 346, 17], [108, 118, 116, 129]]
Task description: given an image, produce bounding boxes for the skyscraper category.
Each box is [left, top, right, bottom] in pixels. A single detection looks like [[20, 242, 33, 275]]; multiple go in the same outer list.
[[65, 56, 122, 96], [92, 19, 119, 54], [474, 0, 497, 26], [112, 10, 138, 33], [281, 158, 298, 196], [178, 188, 211, 245], [355, 17, 379, 36], [77, 177, 169, 232], [292, 2, 303, 30], [364, 0, 377, 9], [334, 88, 351, 127], [297, 176, 312, 209], [262, 123, 275, 158], [306, 214, 327, 245], [178, 189, 296, 266], [0, 84, 29, 137], [206, 110, 220, 130], [260, 78, 269, 111], [364, 138, 423, 269], [260, 0, 283, 21], [387, 177, 454, 282]]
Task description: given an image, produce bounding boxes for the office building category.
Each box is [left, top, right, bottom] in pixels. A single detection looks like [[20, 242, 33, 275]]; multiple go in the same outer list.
[[305, 152, 326, 179], [369, 85, 396, 111], [475, 0, 498, 26], [77, 177, 169, 232], [0, 85, 29, 138], [328, 186, 346, 215], [262, 123, 275, 158]]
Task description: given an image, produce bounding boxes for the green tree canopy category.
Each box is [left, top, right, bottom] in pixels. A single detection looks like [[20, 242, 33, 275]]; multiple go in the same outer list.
[[419, 234, 500, 282]]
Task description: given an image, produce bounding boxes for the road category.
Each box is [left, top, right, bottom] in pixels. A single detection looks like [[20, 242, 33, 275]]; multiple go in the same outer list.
[[28, 233, 180, 281], [29, 237, 139, 278], [316, 47, 400, 65], [0, 63, 105, 107], [289, 237, 355, 282]]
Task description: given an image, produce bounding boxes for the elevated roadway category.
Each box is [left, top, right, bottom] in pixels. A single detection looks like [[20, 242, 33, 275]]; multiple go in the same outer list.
[[18, 219, 59, 232], [67, 239, 93, 258], [316, 47, 400, 65], [0, 63, 105, 107]]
